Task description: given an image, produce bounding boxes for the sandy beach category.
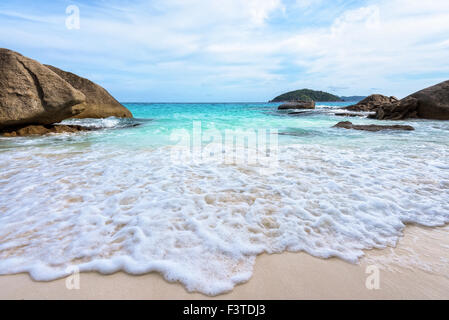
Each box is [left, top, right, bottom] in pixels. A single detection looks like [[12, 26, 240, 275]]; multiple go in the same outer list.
[[1, 224, 448, 300]]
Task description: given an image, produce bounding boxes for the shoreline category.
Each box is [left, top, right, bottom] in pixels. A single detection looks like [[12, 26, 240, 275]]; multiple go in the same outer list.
[[1, 224, 448, 300]]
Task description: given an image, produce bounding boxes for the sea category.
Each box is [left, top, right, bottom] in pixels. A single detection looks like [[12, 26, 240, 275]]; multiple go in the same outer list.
[[1, 102, 449, 295]]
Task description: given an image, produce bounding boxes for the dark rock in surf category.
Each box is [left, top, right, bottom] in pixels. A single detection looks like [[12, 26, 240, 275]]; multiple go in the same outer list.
[[334, 112, 365, 117], [333, 121, 414, 132], [344, 94, 398, 112], [278, 101, 316, 110], [1, 124, 97, 137]]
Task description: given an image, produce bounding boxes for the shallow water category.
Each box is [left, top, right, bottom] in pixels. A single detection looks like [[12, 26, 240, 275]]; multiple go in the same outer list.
[[1, 102, 449, 295]]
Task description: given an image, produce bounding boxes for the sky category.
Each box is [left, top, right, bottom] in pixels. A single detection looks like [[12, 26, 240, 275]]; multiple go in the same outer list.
[[0, 0, 449, 102]]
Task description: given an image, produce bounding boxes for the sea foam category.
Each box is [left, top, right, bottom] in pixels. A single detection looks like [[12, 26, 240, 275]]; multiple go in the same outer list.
[[0, 139, 449, 295]]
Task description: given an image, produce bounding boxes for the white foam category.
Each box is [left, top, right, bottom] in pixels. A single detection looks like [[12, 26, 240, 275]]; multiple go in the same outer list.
[[0, 141, 449, 295], [60, 117, 123, 129]]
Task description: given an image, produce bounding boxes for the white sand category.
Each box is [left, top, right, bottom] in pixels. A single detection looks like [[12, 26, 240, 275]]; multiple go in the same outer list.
[[1, 224, 449, 300]]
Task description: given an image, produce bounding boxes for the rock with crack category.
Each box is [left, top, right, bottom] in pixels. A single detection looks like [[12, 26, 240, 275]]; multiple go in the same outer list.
[[0, 48, 86, 129], [333, 121, 414, 132], [45, 65, 133, 119]]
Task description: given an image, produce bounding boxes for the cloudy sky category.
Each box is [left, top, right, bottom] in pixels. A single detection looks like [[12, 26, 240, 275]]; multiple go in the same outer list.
[[1, 0, 448, 102]]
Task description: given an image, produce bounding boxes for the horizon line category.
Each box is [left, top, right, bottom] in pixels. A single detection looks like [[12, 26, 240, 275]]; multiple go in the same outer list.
[[119, 100, 359, 104]]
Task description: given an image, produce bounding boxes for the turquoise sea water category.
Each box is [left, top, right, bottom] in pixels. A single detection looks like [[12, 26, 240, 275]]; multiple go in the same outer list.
[[4, 101, 448, 149], [125, 101, 449, 149], [1, 102, 449, 295]]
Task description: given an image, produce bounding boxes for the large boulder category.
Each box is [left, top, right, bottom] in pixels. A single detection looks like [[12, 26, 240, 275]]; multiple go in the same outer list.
[[372, 80, 449, 120], [345, 94, 398, 112], [0, 48, 86, 129], [369, 97, 419, 120], [45, 65, 133, 119], [278, 101, 315, 110]]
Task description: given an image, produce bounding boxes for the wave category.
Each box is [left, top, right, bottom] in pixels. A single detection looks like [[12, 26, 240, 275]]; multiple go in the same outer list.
[[60, 117, 150, 129]]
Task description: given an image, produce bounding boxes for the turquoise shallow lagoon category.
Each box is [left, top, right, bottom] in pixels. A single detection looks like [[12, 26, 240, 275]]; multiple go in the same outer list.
[[1, 102, 449, 295]]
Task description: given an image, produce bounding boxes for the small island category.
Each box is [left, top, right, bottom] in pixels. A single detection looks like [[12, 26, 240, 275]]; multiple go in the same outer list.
[[270, 89, 342, 102]]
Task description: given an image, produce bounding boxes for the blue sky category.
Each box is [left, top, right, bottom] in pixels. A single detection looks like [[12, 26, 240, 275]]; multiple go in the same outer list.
[[1, 0, 449, 102]]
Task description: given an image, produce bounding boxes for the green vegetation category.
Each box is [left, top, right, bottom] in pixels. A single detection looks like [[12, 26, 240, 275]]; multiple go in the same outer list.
[[270, 89, 342, 102]]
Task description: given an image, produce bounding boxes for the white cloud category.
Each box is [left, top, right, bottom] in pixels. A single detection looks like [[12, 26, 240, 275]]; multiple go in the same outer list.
[[331, 5, 381, 34], [1, 0, 448, 100], [277, 0, 449, 96], [246, 0, 284, 26], [294, 0, 323, 9]]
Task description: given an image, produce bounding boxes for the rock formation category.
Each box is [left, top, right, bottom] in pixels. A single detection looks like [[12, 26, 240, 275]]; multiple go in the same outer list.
[[0, 48, 86, 129], [344, 94, 398, 112], [1, 124, 97, 137], [371, 80, 449, 120], [278, 101, 316, 110], [0, 48, 134, 134], [334, 112, 364, 117], [369, 97, 419, 120], [45, 65, 133, 119]]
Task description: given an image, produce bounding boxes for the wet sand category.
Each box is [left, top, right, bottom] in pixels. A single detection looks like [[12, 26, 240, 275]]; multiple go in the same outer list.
[[1, 225, 448, 300]]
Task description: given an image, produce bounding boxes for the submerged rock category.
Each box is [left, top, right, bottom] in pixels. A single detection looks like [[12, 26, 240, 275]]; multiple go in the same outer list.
[[333, 121, 414, 132], [278, 101, 316, 110], [45, 65, 133, 119], [0, 48, 86, 130], [334, 112, 366, 117], [1, 124, 97, 137], [287, 110, 315, 116], [278, 131, 310, 137], [372, 80, 449, 120], [344, 94, 398, 112]]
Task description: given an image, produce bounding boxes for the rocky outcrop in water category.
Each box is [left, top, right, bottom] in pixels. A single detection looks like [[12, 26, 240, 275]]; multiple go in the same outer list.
[[278, 101, 316, 110], [333, 121, 414, 132], [369, 97, 419, 120], [0, 48, 86, 129], [1, 124, 97, 137], [0, 48, 133, 134], [45, 65, 133, 119], [344, 94, 398, 112], [371, 80, 449, 120]]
